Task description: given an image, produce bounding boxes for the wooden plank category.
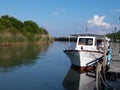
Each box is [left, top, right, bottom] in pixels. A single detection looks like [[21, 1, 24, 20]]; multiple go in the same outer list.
[[109, 60, 120, 73], [109, 43, 120, 73]]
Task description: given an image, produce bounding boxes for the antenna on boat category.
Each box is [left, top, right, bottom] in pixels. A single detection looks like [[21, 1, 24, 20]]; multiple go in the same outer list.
[[69, 35, 70, 46], [119, 17, 120, 56], [85, 25, 88, 36]]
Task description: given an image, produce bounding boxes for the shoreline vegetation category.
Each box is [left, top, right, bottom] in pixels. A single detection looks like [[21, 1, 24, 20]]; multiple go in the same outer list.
[[0, 15, 53, 46]]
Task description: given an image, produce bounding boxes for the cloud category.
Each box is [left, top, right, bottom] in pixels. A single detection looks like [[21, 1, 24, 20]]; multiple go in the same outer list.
[[88, 15, 110, 28]]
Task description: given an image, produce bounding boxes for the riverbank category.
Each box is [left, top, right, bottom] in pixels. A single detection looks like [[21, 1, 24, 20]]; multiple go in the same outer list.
[[0, 32, 54, 46], [0, 15, 54, 46]]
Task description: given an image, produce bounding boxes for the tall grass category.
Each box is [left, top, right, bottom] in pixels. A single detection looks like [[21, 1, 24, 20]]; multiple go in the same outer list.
[[34, 34, 54, 43], [0, 32, 28, 46], [0, 32, 54, 46]]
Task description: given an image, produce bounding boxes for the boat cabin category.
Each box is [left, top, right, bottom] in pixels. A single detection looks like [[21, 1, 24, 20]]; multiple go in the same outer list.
[[75, 35, 105, 51]]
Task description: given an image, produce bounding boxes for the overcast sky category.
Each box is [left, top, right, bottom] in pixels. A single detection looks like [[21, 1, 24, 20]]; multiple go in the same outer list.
[[0, 0, 120, 36]]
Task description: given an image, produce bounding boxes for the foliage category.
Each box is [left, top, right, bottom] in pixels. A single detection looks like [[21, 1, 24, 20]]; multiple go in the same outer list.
[[0, 15, 52, 44], [107, 31, 120, 42]]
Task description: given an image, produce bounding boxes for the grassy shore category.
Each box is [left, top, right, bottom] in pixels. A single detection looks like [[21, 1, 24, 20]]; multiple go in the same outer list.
[[0, 32, 54, 46], [0, 15, 54, 46]]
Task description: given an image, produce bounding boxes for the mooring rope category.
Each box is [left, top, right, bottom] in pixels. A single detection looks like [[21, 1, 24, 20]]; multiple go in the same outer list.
[[98, 70, 113, 89]]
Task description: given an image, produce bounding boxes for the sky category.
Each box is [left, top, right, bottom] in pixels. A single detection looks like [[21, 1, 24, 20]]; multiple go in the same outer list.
[[0, 0, 120, 37]]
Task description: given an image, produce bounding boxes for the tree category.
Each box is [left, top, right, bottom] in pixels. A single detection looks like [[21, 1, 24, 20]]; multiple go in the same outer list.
[[23, 20, 39, 33], [0, 15, 51, 42], [39, 27, 49, 35]]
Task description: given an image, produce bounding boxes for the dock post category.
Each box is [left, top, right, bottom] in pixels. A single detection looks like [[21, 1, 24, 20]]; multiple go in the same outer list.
[[96, 62, 102, 90], [103, 35, 107, 73]]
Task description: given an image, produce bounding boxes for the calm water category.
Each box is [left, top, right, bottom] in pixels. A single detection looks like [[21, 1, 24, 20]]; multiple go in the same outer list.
[[0, 41, 95, 90]]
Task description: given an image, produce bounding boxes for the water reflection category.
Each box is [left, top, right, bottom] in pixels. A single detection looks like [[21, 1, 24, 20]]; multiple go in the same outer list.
[[63, 65, 96, 90], [0, 43, 51, 72]]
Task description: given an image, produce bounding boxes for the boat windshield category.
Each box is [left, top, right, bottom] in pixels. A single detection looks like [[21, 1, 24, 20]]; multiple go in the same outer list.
[[78, 38, 93, 45]]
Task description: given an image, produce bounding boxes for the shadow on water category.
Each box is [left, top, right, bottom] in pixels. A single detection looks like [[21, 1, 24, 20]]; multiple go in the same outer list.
[[63, 65, 96, 90], [0, 43, 52, 72]]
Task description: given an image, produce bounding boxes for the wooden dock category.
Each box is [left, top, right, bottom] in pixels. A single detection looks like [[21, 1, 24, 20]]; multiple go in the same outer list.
[[105, 43, 120, 90], [108, 43, 120, 74], [105, 59, 120, 90], [95, 43, 120, 90], [108, 59, 120, 74]]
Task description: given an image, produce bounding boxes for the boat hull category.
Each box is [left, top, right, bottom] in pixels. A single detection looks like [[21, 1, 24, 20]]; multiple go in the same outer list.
[[64, 50, 103, 69]]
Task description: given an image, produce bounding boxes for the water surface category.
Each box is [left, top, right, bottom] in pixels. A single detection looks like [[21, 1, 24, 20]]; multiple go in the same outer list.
[[0, 41, 95, 90]]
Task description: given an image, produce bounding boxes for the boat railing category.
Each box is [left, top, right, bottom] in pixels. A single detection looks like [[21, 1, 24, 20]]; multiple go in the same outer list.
[[63, 36, 77, 50], [86, 56, 103, 67], [64, 42, 76, 50], [70, 34, 104, 37]]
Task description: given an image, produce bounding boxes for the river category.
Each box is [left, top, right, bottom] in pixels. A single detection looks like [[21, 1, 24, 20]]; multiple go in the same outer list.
[[0, 41, 95, 90]]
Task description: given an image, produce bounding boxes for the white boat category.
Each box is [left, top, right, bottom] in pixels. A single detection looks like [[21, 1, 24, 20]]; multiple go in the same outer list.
[[63, 34, 111, 71]]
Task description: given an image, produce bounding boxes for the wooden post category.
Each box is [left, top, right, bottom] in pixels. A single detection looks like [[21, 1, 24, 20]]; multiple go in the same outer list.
[[103, 35, 107, 72], [96, 62, 102, 90]]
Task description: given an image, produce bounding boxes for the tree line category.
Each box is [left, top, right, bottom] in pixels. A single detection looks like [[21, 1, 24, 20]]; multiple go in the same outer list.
[[107, 31, 120, 42], [0, 15, 53, 45], [107, 17, 120, 42]]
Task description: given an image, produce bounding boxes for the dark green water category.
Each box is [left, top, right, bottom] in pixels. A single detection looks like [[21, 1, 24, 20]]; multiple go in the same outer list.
[[0, 41, 95, 90]]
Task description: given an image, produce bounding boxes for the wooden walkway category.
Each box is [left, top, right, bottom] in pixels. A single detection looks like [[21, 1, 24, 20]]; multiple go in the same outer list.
[[95, 43, 120, 90], [109, 43, 120, 73], [108, 59, 120, 73], [105, 43, 120, 90]]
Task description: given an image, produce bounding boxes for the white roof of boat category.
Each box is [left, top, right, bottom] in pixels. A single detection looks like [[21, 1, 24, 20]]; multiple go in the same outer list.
[[71, 34, 103, 36], [71, 34, 104, 38], [70, 34, 111, 41]]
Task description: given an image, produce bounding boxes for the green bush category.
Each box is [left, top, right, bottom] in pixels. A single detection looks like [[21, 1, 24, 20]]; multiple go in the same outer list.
[[0, 15, 53, 45]]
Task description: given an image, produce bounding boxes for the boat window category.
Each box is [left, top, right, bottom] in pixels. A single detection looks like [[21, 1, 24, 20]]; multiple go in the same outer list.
[[78, 38, 93, 45], [96, 39, 104, 47]]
